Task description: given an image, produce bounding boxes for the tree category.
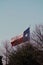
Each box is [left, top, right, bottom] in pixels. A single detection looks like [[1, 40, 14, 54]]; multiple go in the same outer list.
[[7, 42, 40, 65], [2, 40, 12, 65], [0, 56, 3, 65], [31, 25, 43, 65], [32, 25, 43, 50]]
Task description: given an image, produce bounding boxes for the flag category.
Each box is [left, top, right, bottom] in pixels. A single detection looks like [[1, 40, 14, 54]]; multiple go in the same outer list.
[[23, 27, 30, 42], [11, 27, 30, 46], [11, 34, 23, 46]]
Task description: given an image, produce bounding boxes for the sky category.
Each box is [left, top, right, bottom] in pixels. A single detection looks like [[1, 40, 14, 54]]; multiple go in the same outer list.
[[0, 0, 43, 44]]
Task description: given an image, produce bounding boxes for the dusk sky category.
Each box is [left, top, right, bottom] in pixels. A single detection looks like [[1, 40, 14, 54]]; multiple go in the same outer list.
[[0, 0, 43, 43]]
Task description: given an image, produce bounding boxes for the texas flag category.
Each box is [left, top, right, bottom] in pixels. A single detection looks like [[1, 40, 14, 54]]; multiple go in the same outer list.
[[11, 27, 30, 46], [23, 27, 30, 42]]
